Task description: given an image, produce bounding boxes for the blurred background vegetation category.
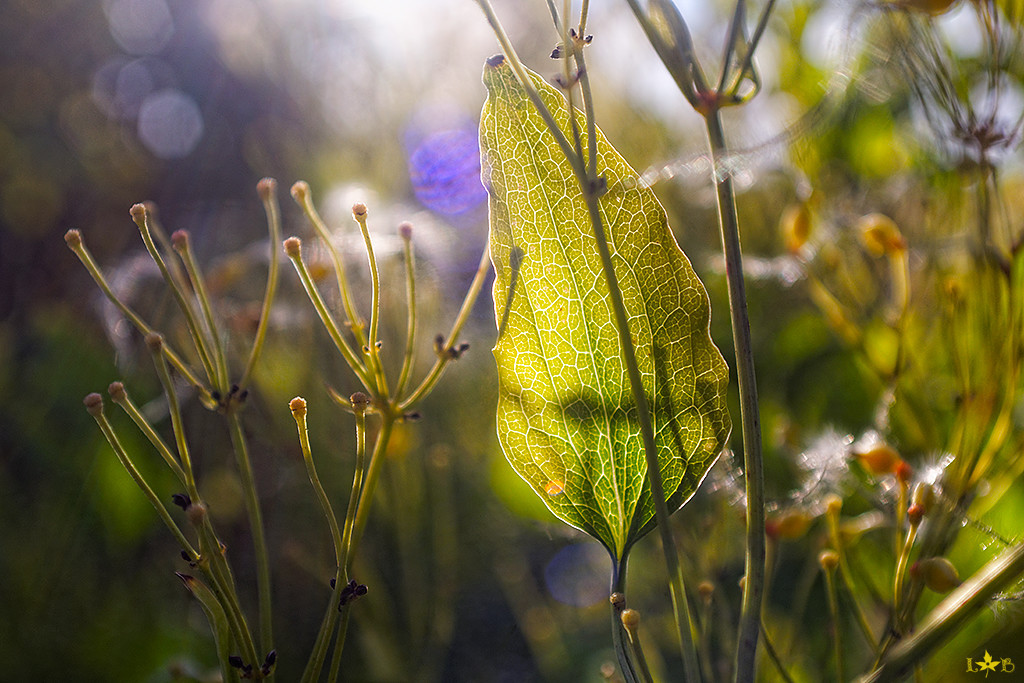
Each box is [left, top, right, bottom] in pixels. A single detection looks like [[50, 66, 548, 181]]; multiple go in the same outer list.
[[2, 0, 1023, 680]]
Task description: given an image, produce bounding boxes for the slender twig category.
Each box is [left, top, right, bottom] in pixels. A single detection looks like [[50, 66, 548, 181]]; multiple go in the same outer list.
[[240, 178, 283, 389], [395, 224, 418, 399], [174, 230, 230, 393], [352, 205, 389, 397], [705, 109, 766, 682], [226, 409, 274, 655], [64, 231, 212, 404]]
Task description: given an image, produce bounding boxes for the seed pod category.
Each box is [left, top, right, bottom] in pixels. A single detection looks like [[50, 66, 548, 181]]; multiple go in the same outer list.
[[910, 557, 961, 593], [858, 213, 906, 257], [780, 203, 812, 254], [853, 442, 901, 475], [818, 549, 840, 571]]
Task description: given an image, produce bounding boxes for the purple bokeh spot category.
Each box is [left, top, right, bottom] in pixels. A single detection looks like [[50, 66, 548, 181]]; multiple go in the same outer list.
[[408, 128, 487, 215]]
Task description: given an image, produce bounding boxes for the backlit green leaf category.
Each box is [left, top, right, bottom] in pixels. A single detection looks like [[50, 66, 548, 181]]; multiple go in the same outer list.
[[480, 56, 731, 560]]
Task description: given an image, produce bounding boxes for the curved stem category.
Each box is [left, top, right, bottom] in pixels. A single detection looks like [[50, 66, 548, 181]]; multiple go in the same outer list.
[[240, 180, 283, 389], [704, 109, 766, 682]]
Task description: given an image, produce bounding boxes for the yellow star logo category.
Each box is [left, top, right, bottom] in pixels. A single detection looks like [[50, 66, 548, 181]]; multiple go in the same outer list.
[[977, 651, 999, 677]]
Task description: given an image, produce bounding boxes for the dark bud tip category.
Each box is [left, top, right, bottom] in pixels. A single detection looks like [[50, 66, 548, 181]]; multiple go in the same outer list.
[[486, 54, 505, 67], [550, 45, 563, 59], [64, 229, 82, 248], [355, 584, 368, 596], [211, 390, 222, 402], [351, 202, 368, 219], [330, 577, 336, 589], [585, 35, 593, 44], [398, 222, 413, 240], [262, 650, 277, 675], [228, 655, 245, 669], [402, 411, 421, 422], [257, 177, 277, 200], [171, 493, 192, 510], [84, 392, 104, 417], [107, 381, 127, 402]]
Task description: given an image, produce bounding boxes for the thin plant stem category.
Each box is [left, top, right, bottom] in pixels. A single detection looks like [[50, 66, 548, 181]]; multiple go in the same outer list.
[[340, 396, 370, 574], [240, 178, 283, 389], [292, 397, 347, 683], [175, 232, 230, 393], [226, 409, 274, 656], [299, 569, 342, 683], [398, 247, 490, 411], [610, 564, 640, 683], [352, 207, 389, 397], [86, 397, 197, 558], [760, 617, 796, 683], [346, 415, 394, 573], [893, 522, 919, 615], [291, 182, 369, 348], [64, 232, 212, 404], [132, 205, 220, 388], [621, 611, 656, 683], [109, 384, 187, 485], [824, 564, 845, 682], [704, 109, 766, 682], [395, 227, 418, 398], [285, 241, 374, 388]]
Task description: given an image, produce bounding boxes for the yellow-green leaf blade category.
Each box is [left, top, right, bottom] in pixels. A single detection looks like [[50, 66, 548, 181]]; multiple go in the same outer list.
[[481, 57, 732, 559]]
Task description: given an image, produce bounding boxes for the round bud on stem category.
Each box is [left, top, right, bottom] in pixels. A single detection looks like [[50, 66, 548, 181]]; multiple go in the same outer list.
[[895, 460, 914, 486], [858, 213, 906, 257], [289, 396, 307, 418], [398, 221, 413, 241], [780, 203, 812, 254], [64, 229, 82, 248], [853, 442, 901, 476], [290, 181, 310, 202], [698, 581, 715, 602], [609, 592, 625, 609], [186, 500, 208, 527], [108, 381, 127, 403], [907, 504, 925, 527], [911, 483, 935, 514], [621, 608, 640, 630], [767, 508, 813, 540], [84, 392, 104, 417], [257, 177, 277, 200], [350, 392, 370, 414], [824, 493, 843, 517], [283, 237, 302, 259], [145, 332, 164, 352], [818, 549, 840, 571], [910, 557, 961, 593], [130, 202, 148, 224], [351, 203, 368, 220], [171, 229, 190, 252]]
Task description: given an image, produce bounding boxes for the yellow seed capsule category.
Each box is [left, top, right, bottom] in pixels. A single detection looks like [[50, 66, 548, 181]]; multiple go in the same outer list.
[[858, 213, 906, 257], [768, 509, 813, 540], [911, 483, 935, 514], [780, 203, 812, 254], [621, 609, 641, 630], [910, 557, 961, 593], [853, 442, 902, 476], [818, 549, 840, 571]]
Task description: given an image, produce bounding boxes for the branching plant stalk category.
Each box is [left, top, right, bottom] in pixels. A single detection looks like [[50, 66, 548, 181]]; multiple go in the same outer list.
[[704, 109, 766, 681]]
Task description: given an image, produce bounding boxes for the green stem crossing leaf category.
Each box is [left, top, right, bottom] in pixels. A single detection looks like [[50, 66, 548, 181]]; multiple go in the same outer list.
[[481, 57, 731, 560]]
